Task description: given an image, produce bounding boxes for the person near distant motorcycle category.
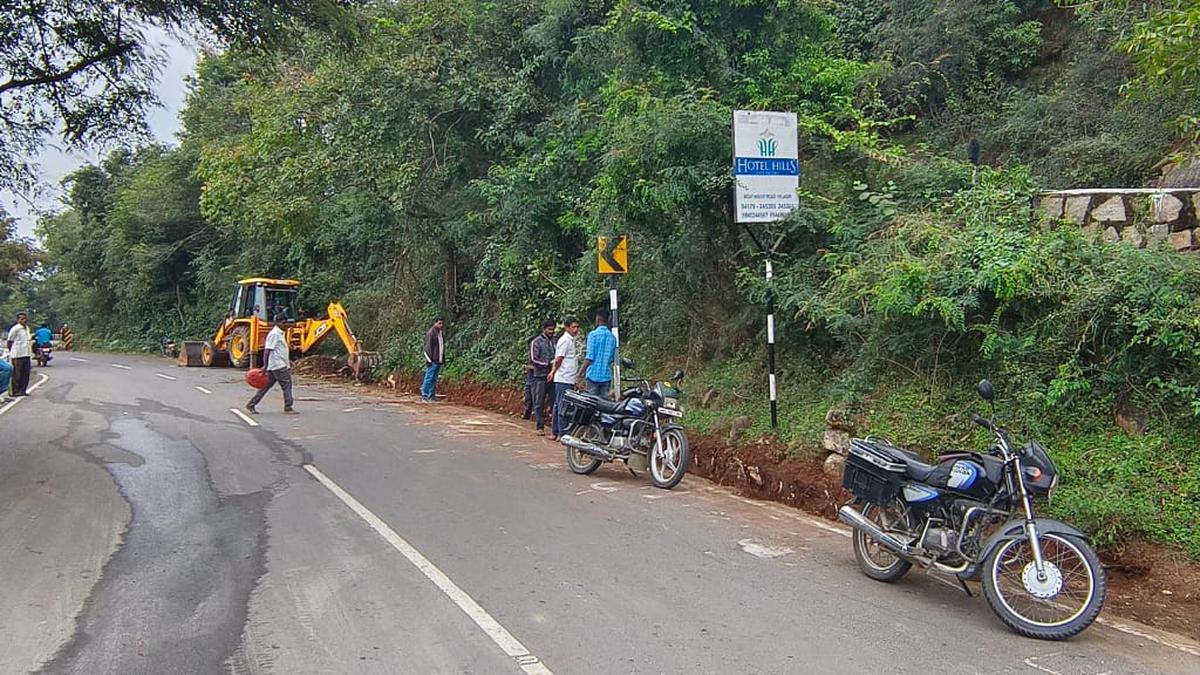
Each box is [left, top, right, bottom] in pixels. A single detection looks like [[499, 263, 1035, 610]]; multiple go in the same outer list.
[[581, 310, 617, 398], [6, 312, 32, 397], [547, 315, 581, 441], [522, 319, 557, 435]]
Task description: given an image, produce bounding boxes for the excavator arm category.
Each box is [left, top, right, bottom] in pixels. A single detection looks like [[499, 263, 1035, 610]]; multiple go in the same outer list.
[[296, 303, 380, 376]]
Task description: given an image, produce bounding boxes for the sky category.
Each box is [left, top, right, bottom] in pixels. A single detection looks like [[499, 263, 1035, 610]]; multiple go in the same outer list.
[[1, 28, 200, 240]]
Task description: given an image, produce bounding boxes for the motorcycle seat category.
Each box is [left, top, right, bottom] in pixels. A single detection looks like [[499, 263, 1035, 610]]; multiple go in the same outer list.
[[870, 442, 937, 482], [567, 391, 624, 414]]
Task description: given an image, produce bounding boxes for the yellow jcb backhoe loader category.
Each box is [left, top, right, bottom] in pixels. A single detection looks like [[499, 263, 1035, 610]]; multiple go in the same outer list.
[[180, 278, 380, 377]]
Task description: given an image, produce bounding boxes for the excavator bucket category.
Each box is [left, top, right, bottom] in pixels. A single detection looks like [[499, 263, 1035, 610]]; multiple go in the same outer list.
[[348, 350, 382, 379]]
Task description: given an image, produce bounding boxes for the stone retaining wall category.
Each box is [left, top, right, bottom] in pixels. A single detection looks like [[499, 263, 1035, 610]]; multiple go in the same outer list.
[[1039, 188, 1200, 250]]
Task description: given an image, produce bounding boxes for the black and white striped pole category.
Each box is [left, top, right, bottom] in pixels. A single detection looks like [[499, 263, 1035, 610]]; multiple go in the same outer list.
[[766, 258, 778, 429], [608, 274, 620, 399]]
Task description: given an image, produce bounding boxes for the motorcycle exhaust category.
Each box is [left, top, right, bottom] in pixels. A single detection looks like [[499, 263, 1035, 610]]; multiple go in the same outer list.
[[838, 505, 916, 556], [559, 435, 614, 461]]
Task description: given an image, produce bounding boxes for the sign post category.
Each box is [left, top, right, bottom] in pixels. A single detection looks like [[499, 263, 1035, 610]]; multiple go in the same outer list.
[[734, 110, 799, 430], [598, 236, 628, 399]]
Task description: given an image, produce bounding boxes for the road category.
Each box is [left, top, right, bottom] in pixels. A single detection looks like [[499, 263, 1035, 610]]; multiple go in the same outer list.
[[0, 353, 1197, 675]]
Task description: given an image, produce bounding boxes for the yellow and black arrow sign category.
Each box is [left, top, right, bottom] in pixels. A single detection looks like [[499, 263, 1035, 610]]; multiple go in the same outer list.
[[597, 236, 628, 275]]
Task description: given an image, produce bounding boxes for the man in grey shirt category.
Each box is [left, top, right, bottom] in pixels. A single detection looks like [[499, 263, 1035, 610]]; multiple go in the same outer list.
[[522, 319, 557, 435]]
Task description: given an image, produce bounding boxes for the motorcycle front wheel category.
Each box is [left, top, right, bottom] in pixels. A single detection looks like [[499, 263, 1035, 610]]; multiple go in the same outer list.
[[649, 427, 689, 489], [565, 423, 603, 475], [982, 532, 1106, 640]]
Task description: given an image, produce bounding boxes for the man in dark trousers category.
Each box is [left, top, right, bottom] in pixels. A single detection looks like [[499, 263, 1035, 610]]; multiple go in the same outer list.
[[6, 312, 32, 397], [246, 313, 297, 415], [422, 317, 446, 402], [522, 319, 557, 435]]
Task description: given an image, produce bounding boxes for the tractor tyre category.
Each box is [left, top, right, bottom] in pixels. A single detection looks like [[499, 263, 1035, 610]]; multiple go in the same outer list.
[[229, 326, 252, 368]]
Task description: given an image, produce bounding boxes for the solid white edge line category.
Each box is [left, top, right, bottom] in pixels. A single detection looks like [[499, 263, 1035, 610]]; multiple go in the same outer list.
[[0, 373, 49, 416], [155, 373, 177, 381], [303, 464, 554, 675], [111, 364, 132, 370], [230, 408, 259, 427], [195, 386, 212, 395]]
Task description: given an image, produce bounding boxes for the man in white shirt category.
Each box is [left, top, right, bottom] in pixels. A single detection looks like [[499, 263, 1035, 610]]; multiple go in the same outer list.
[[5, 312, 32, 397], [246, 313, 297, 415], [547, 315, 581, 440]]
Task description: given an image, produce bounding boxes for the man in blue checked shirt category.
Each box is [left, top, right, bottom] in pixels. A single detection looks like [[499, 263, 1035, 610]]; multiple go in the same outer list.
[[582, 310, 617, 398]]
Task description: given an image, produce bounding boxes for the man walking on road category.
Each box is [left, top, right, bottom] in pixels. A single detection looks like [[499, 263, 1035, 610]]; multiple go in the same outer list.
[[246, 313, 297, 415], [523, 319, 557, 435], [6, 312, 32, 397], [422, 317, 446, 402], [548, 316, 581, 440], [582, 310, 617, 398]]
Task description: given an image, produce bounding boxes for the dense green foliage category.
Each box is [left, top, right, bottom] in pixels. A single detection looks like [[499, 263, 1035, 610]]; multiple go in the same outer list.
[[11, 0, 1200, 555]]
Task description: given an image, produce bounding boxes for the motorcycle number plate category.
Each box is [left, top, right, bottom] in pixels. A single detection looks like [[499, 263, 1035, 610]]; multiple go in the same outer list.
[[658, 407, 683, 418]]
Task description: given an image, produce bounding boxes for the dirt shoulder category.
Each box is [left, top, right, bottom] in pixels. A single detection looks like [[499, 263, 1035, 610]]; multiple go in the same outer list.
[[304, 363, 1200, 643]]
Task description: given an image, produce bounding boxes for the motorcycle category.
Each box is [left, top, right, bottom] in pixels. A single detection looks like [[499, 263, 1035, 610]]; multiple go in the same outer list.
[[558, 358, 691, 489], [838, 379, 1106, 640], [160, 336, 179, 358], [35, 343, 52, 367]]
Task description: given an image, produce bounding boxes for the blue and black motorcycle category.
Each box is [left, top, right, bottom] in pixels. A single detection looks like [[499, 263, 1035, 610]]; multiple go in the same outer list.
[[838, 379, 1106, 640], [558, 358, 690, 489]]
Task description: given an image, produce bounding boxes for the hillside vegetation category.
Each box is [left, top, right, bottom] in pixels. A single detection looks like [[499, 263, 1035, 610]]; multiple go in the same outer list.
[[4, 0, 1199, 557]]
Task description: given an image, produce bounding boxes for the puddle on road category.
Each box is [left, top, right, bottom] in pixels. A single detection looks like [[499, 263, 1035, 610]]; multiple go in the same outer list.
[[39, 418, 270, 675]]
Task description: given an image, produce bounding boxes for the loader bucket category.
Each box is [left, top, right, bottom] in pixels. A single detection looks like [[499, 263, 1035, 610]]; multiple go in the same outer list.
[[179, 341, 207, 367]]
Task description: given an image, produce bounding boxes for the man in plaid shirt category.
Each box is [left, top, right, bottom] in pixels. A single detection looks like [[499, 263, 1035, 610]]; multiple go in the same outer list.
[[582, 310, 617, 398]]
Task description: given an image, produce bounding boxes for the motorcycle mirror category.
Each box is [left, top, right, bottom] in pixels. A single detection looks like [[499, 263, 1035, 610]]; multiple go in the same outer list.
[[977, 379, 995, 403], [621, 356, 636, 369], [671, 369, 684, 382]]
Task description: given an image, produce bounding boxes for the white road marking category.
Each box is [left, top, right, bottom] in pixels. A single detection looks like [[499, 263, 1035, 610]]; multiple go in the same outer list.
[[0, 373, 49, 416], [195, 386, 212, 395], [1094, 617, 1200, 657], [590, 481, 620, 493], [69, 357, 88, 362], [737, 539, 794, 559], [230, 408, 260, 427], [343, 407, 361, 412], [155, 373, 177, 381], [111, 364, 132, 370], [302, 464, 554, 675]]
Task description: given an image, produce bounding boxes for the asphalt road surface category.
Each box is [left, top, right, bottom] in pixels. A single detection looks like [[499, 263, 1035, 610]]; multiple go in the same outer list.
[[1, 353, 1198, 675]]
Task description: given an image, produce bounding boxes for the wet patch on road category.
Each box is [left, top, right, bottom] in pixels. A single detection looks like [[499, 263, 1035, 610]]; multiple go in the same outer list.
[[38, 418, 271, 675]]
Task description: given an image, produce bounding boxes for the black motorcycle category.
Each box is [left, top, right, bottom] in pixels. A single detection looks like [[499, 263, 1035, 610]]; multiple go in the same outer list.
[[35, 343, 52, 367], [558, 358, 690, 489], [838, 380, 1106, 640]]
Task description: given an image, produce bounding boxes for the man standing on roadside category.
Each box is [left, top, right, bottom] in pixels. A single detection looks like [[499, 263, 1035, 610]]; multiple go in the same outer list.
[[422, 317, 446, 402], [582, 309, 617, 398], [6, 312, 32, 397], [548, 316, 581, 440], [246, 313, 297, 415], [523, 319, 557, 435]]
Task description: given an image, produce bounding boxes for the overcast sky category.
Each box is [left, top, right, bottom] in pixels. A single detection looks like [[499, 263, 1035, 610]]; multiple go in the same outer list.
[[1, 29, 200, 240]]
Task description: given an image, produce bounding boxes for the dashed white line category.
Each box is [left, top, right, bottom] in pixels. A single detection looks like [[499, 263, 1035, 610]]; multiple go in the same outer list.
[[111, 364, 132, 370], [0, 373, 49, 416], [69, 357, 88, 362], [230, 408, 259, 427], [303, 464, 554, 675], [195, 386, 212, 395], [155, 373, 177, 381]]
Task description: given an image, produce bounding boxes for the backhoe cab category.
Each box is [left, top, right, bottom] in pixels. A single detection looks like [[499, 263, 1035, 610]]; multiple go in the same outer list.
[[180, 278, 379, 377]]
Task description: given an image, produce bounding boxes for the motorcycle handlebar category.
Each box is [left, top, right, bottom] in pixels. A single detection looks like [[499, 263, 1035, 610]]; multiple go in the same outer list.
[[971, 413, 993, 431]]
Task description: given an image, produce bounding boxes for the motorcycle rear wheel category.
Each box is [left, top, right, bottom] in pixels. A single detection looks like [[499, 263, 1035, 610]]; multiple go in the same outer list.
[[852, 499, 914, 582], [982, 532, 1106, 640], [565, 423, 603, 475]]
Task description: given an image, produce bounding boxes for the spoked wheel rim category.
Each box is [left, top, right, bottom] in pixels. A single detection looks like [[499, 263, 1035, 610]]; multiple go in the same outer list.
[[566, 424, 603, 473], [991, 533, 1095, 627], [650, 429, 684, 484], [855, 501, 910, 572]]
